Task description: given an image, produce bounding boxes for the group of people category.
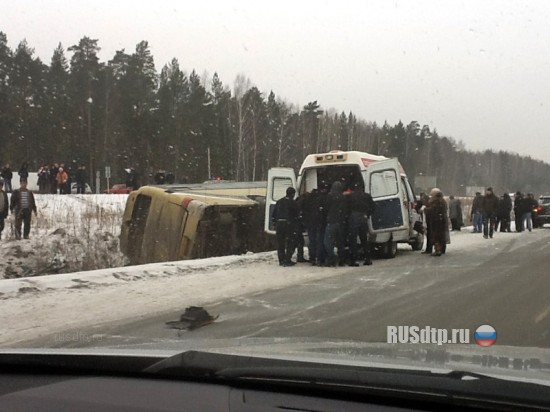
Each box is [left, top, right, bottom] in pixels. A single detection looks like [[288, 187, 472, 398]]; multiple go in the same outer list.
[[272, 181, 375, 267], [0, 163, 23, 193], [0, 177, 37, 240], [38, 163, 88, 194], [470, 189, 538, 236], [274, 183, 542, 266], [1, 162, 89, 194]]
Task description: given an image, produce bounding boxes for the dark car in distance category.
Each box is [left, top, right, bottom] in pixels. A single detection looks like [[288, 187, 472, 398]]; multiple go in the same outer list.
[[533, 195, 550, 228]]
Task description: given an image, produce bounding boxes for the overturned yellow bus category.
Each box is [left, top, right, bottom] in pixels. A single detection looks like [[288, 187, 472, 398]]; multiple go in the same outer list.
[[120, 150, 423, 264], [119, 182, 274, 265]]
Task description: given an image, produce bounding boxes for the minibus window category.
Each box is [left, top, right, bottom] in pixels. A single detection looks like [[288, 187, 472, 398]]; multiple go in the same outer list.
[[272, 177, 293, 200], [370, 170, 399, 198]]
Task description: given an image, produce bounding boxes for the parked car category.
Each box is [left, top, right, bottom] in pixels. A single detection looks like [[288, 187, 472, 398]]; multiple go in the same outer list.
[[70, 182, 92, 194], [533, 195, 550, 228], [105, 184, 132, 194]]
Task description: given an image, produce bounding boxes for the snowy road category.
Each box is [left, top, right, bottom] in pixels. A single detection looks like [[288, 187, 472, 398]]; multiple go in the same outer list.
[[2, 226, 550, 349]]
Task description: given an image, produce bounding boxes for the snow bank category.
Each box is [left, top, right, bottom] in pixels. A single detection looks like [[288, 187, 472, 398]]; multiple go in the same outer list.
[[0, 194, 128, 279], [0, 251, 344, 346]]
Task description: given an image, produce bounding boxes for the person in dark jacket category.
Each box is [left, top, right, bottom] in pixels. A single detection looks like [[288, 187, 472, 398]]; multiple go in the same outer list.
[[299, 189, 324, 265], [49, 163, 59, 194], [323, 181, 347, 266], [513, 192, 524, 232], [0, 178, 8, 239], [272, 187, 299, 266], [1, 164, 13, 193], [10, 179, 37, 240], [425, 188, 449, 256], [37, 165, 49, 194], [348, 183, 375, 266], [315, 183, 329, 266], [495, 193, 512, 232], [449, 195, 463, 231], [481, 187, 499, 239], [470, 192, 483, 233], [522, 193, 538, 232], [18, 161, 29, 181], [75, 165, 88, 194]]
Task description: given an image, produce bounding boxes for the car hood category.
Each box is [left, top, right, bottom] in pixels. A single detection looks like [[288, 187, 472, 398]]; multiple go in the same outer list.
[[1, 338, 549, 386]]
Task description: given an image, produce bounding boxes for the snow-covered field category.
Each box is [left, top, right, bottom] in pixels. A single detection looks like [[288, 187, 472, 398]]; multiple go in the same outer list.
[[0, 194, 128, 279]]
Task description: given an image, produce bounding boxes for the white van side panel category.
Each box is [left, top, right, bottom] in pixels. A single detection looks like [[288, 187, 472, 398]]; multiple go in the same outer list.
[[264, 168, 296, 234]]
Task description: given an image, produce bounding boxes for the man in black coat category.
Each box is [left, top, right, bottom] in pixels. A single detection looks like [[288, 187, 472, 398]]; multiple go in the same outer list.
[[0, 178, 8, 239], [75, 165, 88, 194], [348, 183, 375, 266], [272, 187, 299, 266], [1, 164, 13, 193], [496, 193, 512, 232], [299, 189, 324, 265], [323, 181, 347, 267], [513, 192, 524, 232], [10, 179, 37, 240], [481, 187, 499, 239]]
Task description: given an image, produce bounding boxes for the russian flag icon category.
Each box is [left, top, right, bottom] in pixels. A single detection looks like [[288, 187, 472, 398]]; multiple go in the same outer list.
[[475, 324, 497, 347]]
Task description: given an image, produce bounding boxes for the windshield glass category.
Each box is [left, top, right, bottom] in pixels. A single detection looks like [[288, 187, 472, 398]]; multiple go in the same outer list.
[[1, 0, 550, 395]]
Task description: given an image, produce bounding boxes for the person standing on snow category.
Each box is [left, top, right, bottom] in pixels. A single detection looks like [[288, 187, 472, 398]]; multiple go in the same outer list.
[[56, 167, 68, 194], [323, 181, 347, 267], [0, 178, 9, 240], [495, 193, 512, 232], [348, 182, 375, 266], [425, 188, 449, 256], [75, 165, 88, 194], [298, 189, 323, 265], [470, 191, 483, 233], [10, 178, 37, 240], [481, 187, 499, 239], [449, 195, 463, 231], [18, 161, 29, 182], [272, 187, 300, 267], [1, 164, 13, 193], [522, 193, 538, 232]]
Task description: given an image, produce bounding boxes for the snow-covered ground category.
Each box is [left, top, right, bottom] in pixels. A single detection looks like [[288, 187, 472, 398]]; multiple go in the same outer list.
[[1, 220, 547, 347], [0, 194, 128, 279]]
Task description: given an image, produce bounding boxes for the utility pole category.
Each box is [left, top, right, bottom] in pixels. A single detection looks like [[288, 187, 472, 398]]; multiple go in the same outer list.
[[87, 96, 93, 191]]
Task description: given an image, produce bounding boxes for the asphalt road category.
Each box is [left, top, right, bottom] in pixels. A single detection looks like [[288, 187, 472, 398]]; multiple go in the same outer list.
[[29, 229, 550, 349]]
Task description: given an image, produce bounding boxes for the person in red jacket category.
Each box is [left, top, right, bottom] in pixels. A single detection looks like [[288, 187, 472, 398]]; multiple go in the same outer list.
[[56, 167, 69, 194]]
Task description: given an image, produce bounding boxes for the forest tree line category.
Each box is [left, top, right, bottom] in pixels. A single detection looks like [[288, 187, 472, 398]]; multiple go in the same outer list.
[[1, 32, 549, 196]]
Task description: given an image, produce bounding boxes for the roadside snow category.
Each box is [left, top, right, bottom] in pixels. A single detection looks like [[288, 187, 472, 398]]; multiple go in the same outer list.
[[0, 251, 344, 346], [0, 194, 128, 279]]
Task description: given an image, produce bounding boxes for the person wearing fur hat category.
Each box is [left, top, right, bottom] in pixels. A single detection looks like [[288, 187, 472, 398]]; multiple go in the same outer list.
[[425, 188, 450, 256]]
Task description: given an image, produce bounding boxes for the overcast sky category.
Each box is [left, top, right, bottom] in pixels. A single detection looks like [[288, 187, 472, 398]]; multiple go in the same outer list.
[[2, 0, 550, 162]]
